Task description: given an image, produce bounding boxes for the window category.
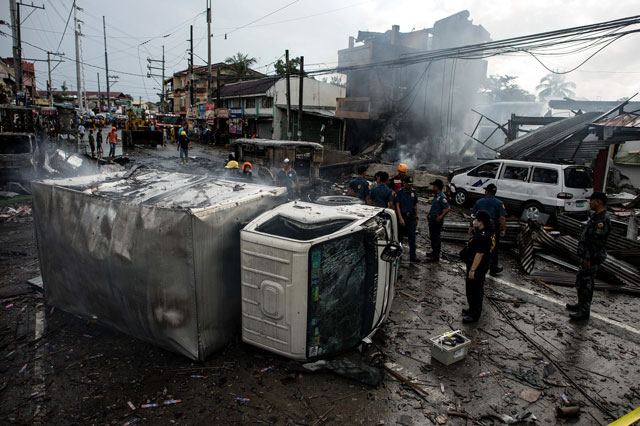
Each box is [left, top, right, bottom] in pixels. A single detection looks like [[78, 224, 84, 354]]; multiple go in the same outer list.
[[532, 167, 558, 184], [245, 97, 256, 108], [0, 135, 31, 154], [502, 165, 529, 181], [261, 97, 273, 108], [231, 98, 240, 108], [469, 162, 500, 178], [564, 167, 592, 188]]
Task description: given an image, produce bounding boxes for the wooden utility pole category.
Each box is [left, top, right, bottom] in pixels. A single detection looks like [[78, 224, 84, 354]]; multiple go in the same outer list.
[[285, 49, 291, 140], [103, 16, 110, 113], [206, 0, 212, 103], [297, 56, 304, 141], [73, 0, 84, 111], [189, 25, 194, 110], [9, 0, 23, 98]]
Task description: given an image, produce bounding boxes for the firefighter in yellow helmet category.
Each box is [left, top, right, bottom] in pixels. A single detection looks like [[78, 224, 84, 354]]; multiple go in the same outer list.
[[177, 130, 191, 166]]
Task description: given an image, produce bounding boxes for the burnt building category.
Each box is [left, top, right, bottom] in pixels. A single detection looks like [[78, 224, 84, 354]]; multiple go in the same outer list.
[[336, 11, 491, 170]]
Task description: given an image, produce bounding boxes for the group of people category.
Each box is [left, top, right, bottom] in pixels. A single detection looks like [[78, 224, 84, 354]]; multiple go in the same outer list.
[[348, 163, 612, 326], [79, 126, 119, 159]]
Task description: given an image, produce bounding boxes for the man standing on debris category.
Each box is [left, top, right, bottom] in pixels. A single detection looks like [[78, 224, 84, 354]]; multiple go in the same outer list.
[[462, 210, 495, 323], [177, 131, 191, 166], [395, 176, 419, 262], [347, 165, 370, 202], [96, 129, 103, 158], [426, 179, 451, 262], [277, 158, 300, 199], [470, 183, 507, 275], [389, 163, 407, 192], [567, 192, 611, 321], [88, 129, 96, 157], [107, 126, 118, 158], [368, 172, 394, 208], [77, 122, 86, 144]]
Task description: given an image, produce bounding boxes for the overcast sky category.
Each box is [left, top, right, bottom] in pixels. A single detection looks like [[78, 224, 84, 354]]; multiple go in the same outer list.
[[1, 0, 639, 102]]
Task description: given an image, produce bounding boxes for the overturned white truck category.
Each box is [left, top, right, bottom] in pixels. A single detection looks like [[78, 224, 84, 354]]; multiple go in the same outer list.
[[32, 169, 399, 361]]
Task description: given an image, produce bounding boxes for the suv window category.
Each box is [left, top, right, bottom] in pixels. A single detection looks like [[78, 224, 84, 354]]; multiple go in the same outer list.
[[469, 162, 500, 178], [532, 167, 558, 184], [0, 135, 31, 154], [564, 167, 592, 188], [503, 165, 529, 181]]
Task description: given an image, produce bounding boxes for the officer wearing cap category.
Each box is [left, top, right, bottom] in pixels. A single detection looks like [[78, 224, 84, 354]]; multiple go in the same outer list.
[[347, 165, 370, 202], [470, 183, 507, 275], [277, 158, 300, 199], [395, 176, 419, 262], [427, 179, 451, 262], [389, 163, 408, 192], [567, 191, 611, 321]]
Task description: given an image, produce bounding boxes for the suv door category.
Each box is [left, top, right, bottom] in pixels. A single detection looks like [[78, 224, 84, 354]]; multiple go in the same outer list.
[[497, 164, 531, 212], [464, 161, 502, 202], [528, 166, 560, 210]]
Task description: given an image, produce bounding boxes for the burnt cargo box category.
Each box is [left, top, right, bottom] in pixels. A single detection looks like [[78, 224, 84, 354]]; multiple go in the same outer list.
[[31, 169, 286, 360]]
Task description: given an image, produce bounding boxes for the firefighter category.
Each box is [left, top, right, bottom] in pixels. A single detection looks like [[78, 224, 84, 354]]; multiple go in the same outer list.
[[567, 192, 611, 321], [389, 163, 407, 192]]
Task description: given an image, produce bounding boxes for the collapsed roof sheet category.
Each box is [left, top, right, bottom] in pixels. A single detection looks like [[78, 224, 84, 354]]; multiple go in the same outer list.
[[497, 111, 602, 160], [593, 112, 640, 128]]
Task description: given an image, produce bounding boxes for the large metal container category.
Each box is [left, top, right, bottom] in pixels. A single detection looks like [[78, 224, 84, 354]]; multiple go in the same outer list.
[[31, 169, 286, 360]]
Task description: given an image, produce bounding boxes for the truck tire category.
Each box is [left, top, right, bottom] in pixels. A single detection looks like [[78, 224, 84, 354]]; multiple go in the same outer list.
[[314, 195, 363, 206]]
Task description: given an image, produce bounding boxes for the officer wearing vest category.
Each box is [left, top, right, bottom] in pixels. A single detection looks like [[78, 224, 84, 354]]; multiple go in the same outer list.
[[427, 179, 451, 262], [389, 163, 407, 192], [567, 192, 611, 321], [395, 176, 419, 262], [470, 183, 507, 275]]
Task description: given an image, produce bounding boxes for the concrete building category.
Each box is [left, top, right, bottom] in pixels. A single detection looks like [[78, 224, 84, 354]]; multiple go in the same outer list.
[[164, 63, 263, 116], [36, 90, 133, 112], [336, 10, 491, 165], [2, 57, 37, 103], [213, 76, 345, 147]]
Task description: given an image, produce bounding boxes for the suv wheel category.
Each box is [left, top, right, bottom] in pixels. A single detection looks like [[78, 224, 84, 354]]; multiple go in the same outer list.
[[523, 201, 543, 222], [453, 189, 468, 207]]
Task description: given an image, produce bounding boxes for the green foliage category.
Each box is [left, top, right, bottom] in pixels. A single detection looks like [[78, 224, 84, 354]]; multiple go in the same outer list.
[[225, 52, 257, 77], [536, 73, 576, 101], [480, 75, 535, 102], [274, 57, 301, 75], [61, 81, 68, 95]]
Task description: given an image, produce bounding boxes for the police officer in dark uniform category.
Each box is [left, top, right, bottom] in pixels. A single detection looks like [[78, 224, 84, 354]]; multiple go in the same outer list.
[[470, 183, 507, 275], [347, 165, 370, 202], [426, 179, 451, 262], [395, 176, 419, 262], [567, 191, 611, 321]]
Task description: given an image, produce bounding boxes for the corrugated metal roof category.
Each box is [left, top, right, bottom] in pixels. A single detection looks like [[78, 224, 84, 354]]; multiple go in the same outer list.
[[497, 111, 602, 160], [593, 113, 640, 128], [216, 77, 279, 98], [536, 134, 614, 164]]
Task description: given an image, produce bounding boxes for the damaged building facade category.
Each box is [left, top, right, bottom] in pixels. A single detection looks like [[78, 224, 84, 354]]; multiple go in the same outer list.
[[336, 11, 490, 172]]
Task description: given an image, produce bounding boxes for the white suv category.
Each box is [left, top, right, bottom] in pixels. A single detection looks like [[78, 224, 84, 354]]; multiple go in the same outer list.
[[449, 160, 593, 219]]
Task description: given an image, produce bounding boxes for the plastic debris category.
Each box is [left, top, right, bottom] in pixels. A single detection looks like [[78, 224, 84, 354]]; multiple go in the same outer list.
[[478, 371, 492, 377], [163, 386, 168, 396], [163, 399, 181, 405], [440, 383, 445, 393], [122, 418, 140, 426], [561, 394, 570, 404], [140, 403, 158, 409], [127, 401, 136, 410], [259, 366, 274, 373], [5, 304, 14, 310], [18, 363, 27, 374], [236, 397, 251, 404], [190, 375, 207, 379]]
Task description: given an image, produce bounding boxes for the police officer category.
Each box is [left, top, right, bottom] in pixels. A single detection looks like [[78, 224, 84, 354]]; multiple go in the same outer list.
[[347, 165, 370, 202], [368, 171, 394, 208], [470, 183, 507, 275], [462, 210, 495, 323], [395, 176, 419, 262], [389, 164, 407, 192], [427, 179, 451, 262], [567, 192, 611, 321]]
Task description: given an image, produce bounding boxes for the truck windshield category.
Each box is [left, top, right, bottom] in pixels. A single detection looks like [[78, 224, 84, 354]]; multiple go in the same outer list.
[[161, 116, 180, 125], [0, 135, 31, 154], [564, 167, 592, 188], [256, 216, 353, 241]]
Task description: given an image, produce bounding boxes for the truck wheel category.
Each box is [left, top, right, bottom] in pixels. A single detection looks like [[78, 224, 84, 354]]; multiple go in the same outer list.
[[523, 201, 543, 222], [453, 189, 468, 207], [315, 195, 363, 206]]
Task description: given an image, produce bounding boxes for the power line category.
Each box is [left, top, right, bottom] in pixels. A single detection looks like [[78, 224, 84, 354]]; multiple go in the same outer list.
[[214, 0, 302, 38]]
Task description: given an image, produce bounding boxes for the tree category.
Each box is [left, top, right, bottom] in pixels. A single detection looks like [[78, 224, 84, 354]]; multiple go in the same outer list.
[[274, 57, 301, 75], [225, 52, 257, 78], [536, 73, 576, 101], [61, 81, 68, 96], [480, 75, 535, 102]]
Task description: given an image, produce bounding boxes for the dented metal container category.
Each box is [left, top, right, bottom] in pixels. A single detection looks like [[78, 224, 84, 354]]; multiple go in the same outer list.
[[31, 169, 286, 360]]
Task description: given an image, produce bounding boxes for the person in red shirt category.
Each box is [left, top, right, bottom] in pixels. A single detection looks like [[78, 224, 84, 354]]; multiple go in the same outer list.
[[389, 163, 407, 192]]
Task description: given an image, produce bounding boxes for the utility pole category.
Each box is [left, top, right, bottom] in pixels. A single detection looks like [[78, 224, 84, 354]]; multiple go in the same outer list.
[[103, 16, 111, 114], [97, 72, 101, 111], [47, 52, 53, 106], [216, 67, 220, 107], [298, 56, 304, 141], [147, 47, 165, 112], [206, 0, 212, 103], [285, 49, 291, 140], [73, 0, 84, 111], [10, 1, 45, 104], [189, 25, 194, 112]]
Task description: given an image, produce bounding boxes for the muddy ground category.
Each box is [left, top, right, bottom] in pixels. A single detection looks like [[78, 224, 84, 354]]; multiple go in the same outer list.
[[1, 141, 639, 426]]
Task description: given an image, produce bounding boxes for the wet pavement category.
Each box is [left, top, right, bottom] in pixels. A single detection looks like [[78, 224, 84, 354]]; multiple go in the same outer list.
[[1, 141, 639, 425]]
